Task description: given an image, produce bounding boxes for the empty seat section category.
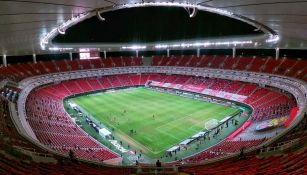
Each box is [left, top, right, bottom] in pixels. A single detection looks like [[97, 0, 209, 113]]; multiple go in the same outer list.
[[76, 79, 93, 92], [236, 57, 253, 70], [39, 88, 63, 100], [102, 58, 113, 67], [89, 59, 103, 68], [186, 76, 205, 86], [48, 83, 72, 96], [250, 58, 266, 72], [112, 57, 123, 67], [123, 57, 133, 66], [129, 74, 141, 85], [42, 61, 58, 73], [140, 74, 150, 85], [107, 76, 122, 87], [152, 56, 163, 66], [133, 57, 142, 66], [184, 139, 266, 163], [62, 80, 83, 94], [98, 76, 113, 89], [182, 149, 307, 175], [148, 73, 168, 82], [21, 63, 40, 75], [66, 60, 80, 70], [79, 60, 92, 69], [13, 64, 34, 76], [198, 56, 214, 67], [223, 81, 243, 93], [6, 65, 28, 81], [25, 88, 120, 162], [159, 56, 169, 66], [244, 88, 270, 104], [237, 84, 257, 96], [275, 59, 296, 75], [263, 59, 281, 73], [177, 56, 192, 66], [201, 78, 217, 88], [172, 75, 190, 84], [223, 57, 236, 69], [117, 74, 133, 86], [210, 56, 226, 68], [163, 75, 178, 83], [287, 61, 306, 77], [209, 79, 229, 90], [188, 56, 201, 67], [167, 56, 181, 66], [55, 60, 69, 72], [87, 78, 103, 90], [31, 62, 49, 74]]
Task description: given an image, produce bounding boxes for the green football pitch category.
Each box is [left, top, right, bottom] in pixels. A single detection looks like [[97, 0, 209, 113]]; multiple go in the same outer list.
[[72, 88, 239, 157]]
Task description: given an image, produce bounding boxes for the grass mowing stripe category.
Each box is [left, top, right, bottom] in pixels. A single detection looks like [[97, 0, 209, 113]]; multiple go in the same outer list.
[[72, 88, 239, 158]]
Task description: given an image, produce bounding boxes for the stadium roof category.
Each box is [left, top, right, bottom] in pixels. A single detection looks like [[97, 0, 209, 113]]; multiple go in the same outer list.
[[0, 0, 307, 56]]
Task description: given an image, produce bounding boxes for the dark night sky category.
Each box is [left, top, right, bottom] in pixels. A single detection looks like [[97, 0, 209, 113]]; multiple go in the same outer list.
[[53, 6, 262, 44]]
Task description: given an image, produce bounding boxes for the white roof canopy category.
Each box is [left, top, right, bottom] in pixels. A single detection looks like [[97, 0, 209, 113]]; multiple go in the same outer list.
[[0, 1, 307, 56]]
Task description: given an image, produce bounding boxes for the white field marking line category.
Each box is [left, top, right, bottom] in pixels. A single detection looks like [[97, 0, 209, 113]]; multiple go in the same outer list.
[[140, 113, 202, 153], [153, 108, 238, 149], [154, 114, 213, 143], [140, 134, 177, 152], [155, 107, 230, 131], [137, 134, 173, 154], [155, 114, 195, 130], [76, 92, 239, 155], [159, 117, 201, 136], [189, 118, 214, 132], [152, 118, 213, 155], [156, 112, 233, 154], [77, 104, 181, 154], [187, 122, 205, 131], [140, 132, 182, 154], [155, 129, 182, 141], [110, 123, 156, 153], [114, 127, 169, 155], [74, 100, 156, 154], [109, 123, 171, 154], [153, 107, 220, 130]]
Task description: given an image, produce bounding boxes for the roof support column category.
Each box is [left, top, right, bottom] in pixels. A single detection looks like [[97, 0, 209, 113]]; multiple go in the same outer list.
[[197, 48, 200, 57], [2, 54, 7, 67], [275, 47, 279, 60], [33, 53, 37, 64], [232, 47, 236, 58], [69, 52, 73, 61], [136, 50, 139, 57], [167, 49, 170, 57], [103, 51, 107, 59]]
